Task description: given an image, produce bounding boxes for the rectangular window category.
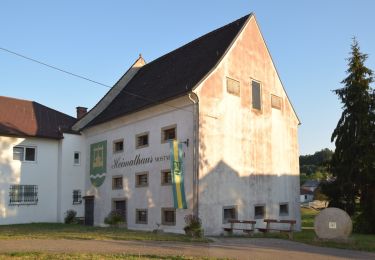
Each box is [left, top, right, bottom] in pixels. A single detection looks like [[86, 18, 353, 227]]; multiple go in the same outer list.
[[226, 77, 240, 96], [113, 139, 124, 153], [136, 132, 149, 149], [254, 205, 265, 219], [74, 152, 80, 165], [161, 170, 172, 185], [9, 185, 38, 205], [161, 125, 177, 143], [271, 94, 282, 110], [161, 208, 176, 225], [252, 80, 262, 110], [73, 190, 82, 204], [279, 203, 289, 216], [136, 209, 148, 224], [13, 146, 36, 162], [112, 176, 123, 190], [113, 199, 127, 222], [223, 206, 237, 223], [135, 172, 148, 187]]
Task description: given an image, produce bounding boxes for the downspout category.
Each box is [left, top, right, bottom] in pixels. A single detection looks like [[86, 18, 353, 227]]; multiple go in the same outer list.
[[188, 92, 199, 217]]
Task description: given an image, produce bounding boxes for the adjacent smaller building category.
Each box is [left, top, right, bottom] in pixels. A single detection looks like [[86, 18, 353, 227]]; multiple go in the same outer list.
[[0, 96, 85, 224]]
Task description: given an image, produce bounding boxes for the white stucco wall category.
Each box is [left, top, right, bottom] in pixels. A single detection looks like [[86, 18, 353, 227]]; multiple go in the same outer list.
[[82, 97, 194, 233], [58, 133, 86, 222], [0, 136, 59, 224]]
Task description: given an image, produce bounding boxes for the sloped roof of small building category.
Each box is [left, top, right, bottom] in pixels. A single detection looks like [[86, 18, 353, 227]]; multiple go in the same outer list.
[[86, 14, 251, 127], [0, 96, 77, 139]]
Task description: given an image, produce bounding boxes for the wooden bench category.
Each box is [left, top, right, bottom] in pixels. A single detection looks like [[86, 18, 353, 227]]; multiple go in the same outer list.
[[257, 219, 296, 239], [223, 219, 256, 236]]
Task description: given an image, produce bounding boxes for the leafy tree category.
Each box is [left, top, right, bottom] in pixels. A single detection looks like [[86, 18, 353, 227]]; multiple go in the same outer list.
[[327, 38, 375, 233], [299, 148, 333, 176]]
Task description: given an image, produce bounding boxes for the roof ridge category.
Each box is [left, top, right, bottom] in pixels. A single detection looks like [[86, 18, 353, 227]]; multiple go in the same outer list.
[[141, 13, 252, 69]]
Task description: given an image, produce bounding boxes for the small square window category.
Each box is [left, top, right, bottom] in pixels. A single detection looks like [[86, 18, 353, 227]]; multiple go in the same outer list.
[[136, 209, 148, 224], [254, 205, 265, 219], [223, 206, 237, 223], [113, 139, 124, 153], [135, 172, 148, 187], [136, 133, 149, 149], [161, 125, 177, 143], [279, 203, 289, 216], [271, 94, 282, 110], [161, 170, 172, 185], [112, 176, 123, 190], [252, 80, 262, 110], [161, 208, 176, 225], [73, 190, 82, 204], [226, 77, 240, 96], [74, 152, 80, 165]]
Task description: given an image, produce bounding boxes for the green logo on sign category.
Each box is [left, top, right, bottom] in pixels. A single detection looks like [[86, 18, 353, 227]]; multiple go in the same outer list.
[[90, 141, 107, 187]]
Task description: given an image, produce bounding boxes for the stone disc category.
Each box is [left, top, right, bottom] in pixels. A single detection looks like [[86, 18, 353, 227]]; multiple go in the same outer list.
[[314, 207, 352, 240]]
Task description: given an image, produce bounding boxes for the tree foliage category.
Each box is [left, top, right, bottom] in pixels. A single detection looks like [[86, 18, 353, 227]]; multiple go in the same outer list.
[[325, 38, 375, 233], [300, 148, 333, 175]]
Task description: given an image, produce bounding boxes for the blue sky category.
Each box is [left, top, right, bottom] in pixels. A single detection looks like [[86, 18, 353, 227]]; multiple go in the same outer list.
[[1, 0, 374, 155]]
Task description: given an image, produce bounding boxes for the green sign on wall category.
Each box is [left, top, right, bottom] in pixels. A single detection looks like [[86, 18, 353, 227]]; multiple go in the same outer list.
[[90, 141, 107, 187]]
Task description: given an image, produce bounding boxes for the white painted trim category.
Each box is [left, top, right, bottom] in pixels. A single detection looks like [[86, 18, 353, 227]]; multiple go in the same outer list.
[[72, 57, 146, 131]]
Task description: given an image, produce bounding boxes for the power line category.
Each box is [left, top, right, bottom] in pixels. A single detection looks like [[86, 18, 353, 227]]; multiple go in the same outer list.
[[0, 46, 218, 118]]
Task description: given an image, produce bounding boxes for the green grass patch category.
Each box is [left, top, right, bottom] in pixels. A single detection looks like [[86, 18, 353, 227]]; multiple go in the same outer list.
[[0, 223, 208, 243], [0, 252, 221, 260], [301, 207, 319, 228]]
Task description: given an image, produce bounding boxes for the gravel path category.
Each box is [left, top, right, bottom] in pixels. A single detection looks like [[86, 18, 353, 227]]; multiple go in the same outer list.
[[0, 237, 374, 260]]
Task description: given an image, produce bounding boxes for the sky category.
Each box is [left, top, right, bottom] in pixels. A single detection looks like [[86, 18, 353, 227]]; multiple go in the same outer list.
[[1, 0, 374, 155]]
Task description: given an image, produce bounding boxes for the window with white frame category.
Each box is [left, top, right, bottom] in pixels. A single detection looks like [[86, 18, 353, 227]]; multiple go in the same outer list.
[[73, 152, 80, 165], [13, 146, 36, 162], [9, 185, 38, 205], [73, 190, 82, 204]]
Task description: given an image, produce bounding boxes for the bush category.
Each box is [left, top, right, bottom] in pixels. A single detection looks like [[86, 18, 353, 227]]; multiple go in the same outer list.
[[64, 209, 77, 224], [104, 210, 125, 226], [183, 214, 203, 238]]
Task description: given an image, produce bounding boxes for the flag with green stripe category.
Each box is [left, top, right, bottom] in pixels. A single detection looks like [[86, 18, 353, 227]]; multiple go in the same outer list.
[[170, 140, 187, 209]]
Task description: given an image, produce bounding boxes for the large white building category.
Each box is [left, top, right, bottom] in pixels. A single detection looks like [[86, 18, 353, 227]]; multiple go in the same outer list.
[[1, 13, 300, 235]]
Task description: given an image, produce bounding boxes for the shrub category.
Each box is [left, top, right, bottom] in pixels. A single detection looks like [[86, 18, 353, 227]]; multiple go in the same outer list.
[[64, 209, 77, 224], [184, 214, 203, 238], [104, 210, 125, 226]]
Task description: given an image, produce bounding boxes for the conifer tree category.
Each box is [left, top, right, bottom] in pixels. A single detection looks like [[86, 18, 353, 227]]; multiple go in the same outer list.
[[327, 38, 374, 233]]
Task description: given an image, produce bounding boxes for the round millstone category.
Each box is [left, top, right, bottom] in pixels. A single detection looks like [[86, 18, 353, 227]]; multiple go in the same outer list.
[[314, 207, 352, 240]]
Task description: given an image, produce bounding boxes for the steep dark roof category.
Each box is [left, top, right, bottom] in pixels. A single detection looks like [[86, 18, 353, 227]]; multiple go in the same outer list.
[[0, 96, 77, 139], [87, 14, 251, 127]]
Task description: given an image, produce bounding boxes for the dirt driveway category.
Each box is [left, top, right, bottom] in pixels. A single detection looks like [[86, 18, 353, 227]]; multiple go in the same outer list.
[[0, 237, 374, 260]]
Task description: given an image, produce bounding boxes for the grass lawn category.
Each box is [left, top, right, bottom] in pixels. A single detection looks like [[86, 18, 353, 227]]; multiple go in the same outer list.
[[0, 253, 220, 260], [0, 223, 208, 243]]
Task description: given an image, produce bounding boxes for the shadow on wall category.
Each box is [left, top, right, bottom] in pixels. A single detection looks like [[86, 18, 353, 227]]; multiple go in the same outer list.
[[198, 160, 301, 235]]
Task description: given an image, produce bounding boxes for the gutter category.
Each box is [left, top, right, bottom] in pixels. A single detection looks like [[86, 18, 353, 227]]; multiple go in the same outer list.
[[188, 92, 199, 217]]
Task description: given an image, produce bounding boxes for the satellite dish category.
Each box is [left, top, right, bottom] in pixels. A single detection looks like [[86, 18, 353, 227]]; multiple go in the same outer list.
[[314, 207, 352, 240]]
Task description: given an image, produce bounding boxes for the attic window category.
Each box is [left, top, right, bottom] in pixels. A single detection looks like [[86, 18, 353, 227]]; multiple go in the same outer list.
[[226, 77, 240, 96], [271, 95, 282, 110], [252, 80, 262, 110]]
